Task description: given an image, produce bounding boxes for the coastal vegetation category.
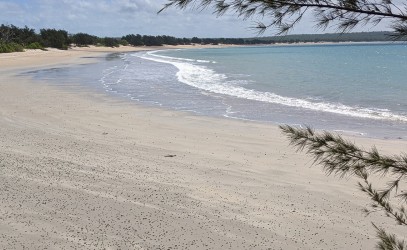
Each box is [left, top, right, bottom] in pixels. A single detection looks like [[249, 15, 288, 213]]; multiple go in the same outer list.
[[0, 24, 41, 53], [40, 29, 69, 50], [161, 0, 407, 249], [1, 23, 405, 54], [0, 42, 24, 53]]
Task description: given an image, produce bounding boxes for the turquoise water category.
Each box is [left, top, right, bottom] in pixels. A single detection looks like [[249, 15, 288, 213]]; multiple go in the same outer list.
[[152, 44, 407, 121], [26, 43, 407, 139]]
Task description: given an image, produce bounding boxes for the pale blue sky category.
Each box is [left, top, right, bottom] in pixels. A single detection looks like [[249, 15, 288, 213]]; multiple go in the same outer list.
[[0, 0, 392, 38]]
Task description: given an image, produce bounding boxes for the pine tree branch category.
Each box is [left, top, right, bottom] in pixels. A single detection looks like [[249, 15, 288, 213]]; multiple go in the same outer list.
[[279, 125, 407, 177], [279, 125, 407, 247], [359, 178, 407, 226], [280, 125, 407, 241], [160, 0, 407, 37], [275, 1, 407, 20], [373, 224, 407, 250]]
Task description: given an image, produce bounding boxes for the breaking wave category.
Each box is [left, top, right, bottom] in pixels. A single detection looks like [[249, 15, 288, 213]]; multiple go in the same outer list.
[[135, 50, 407, 122]]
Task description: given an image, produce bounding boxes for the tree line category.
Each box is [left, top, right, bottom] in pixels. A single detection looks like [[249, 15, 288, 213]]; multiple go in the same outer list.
[[0, 24, 127, 53], [1, 24, 405, 54], [0, 24, 248, 53]]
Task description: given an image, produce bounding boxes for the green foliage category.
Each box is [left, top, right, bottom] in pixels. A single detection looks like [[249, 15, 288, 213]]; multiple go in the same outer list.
[[2, 23, 404, 54], [100, 37, 120, 47], [162, 35, 178, 45], [280, 125, 406, 249], [122, 34, 186, 46], [0, 24, 40, 45], [0, 42, 24, 53], [71, 33, 98, 46], [191, 36, 201, 44], [40, 28, 69, 49], [142, 35, 164, 46], [25, 42, 43, 50], [182, 38, 191, 45], [122, 34, 144, 46], [119, 39, 129, 46]]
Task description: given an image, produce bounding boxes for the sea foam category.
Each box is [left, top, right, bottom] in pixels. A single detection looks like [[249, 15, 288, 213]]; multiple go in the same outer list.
[[136, 50, 407, 123]]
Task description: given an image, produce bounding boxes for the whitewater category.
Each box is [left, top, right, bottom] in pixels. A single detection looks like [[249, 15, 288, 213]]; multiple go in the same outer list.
[[25, 43, 407, 139]]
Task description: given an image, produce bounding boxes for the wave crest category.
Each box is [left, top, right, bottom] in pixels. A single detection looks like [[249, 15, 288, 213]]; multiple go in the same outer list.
[[135, 50, 407, 122]]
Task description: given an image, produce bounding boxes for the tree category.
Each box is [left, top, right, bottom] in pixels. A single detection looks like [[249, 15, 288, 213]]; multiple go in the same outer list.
[[100, 37, 120, 47], [71, 32, 98, 46], [13, 26, 39, 46], [0, 24, 41, 52], [142, 35, 164, 46], [182, 37, 191, 44], [160, 0, 407, 248], [40, 28, 69, 49], [0, 24, 14, 43], [191, 36, 202, 43], [159, 0, 407, 38], [0, 24, 39, 45], [122, 34, 144, 46], [162, 35, 179, 45]]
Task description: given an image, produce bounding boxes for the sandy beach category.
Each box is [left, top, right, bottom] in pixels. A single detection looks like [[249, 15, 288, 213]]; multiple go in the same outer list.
[[0, 46, 406, 249]]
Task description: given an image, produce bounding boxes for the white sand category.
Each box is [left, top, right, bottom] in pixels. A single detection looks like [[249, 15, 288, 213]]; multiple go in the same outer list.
[[0, 46, 405, 249]]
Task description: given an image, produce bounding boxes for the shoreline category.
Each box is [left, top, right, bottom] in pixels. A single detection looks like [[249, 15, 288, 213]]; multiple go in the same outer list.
[[1, 46, 406, 249], [0, 44, 234, 72], [72, 46, 407, 140]]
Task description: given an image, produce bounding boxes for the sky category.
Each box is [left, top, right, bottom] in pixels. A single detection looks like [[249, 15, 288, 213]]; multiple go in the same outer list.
[[0, 0, 392, 38]]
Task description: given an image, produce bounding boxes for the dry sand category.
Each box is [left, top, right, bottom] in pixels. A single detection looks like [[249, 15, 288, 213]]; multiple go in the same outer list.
[[0, 46, 406, 249]]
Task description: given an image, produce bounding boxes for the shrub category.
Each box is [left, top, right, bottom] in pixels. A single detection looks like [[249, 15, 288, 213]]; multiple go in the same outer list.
[[119, 39, 129, 46], [101, 37, 120, 47], [25, 42, 43, 50], [0, 42, 24, 53]]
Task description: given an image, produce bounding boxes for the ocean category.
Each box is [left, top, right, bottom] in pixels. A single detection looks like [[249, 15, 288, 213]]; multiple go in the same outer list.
[[26, 43, 407, 139]]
